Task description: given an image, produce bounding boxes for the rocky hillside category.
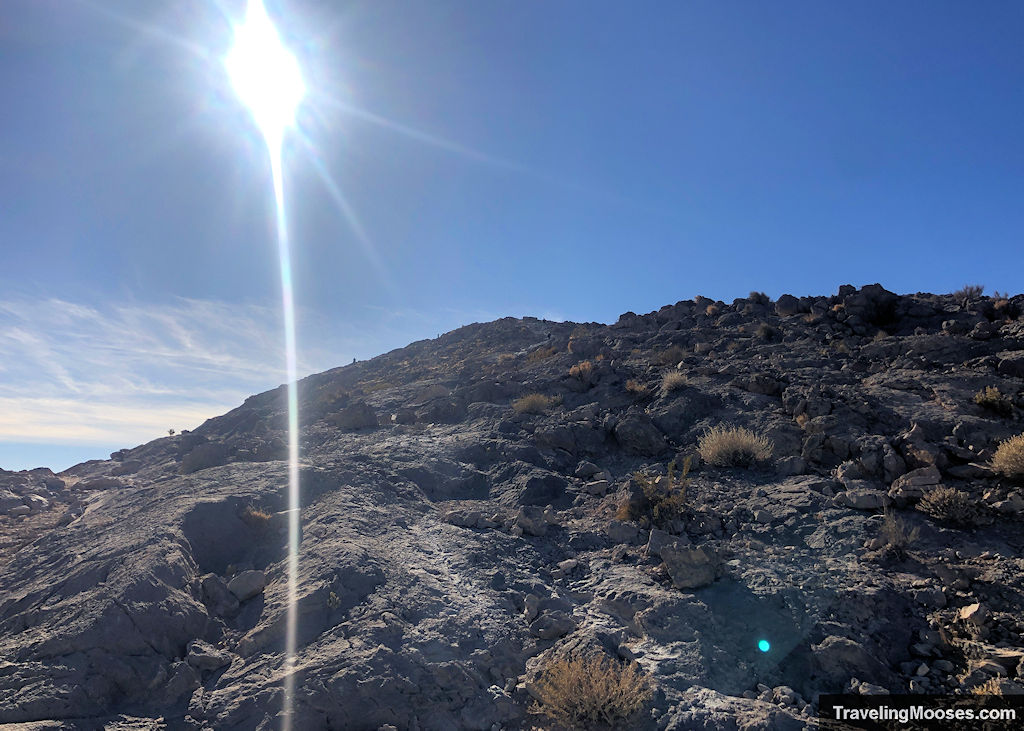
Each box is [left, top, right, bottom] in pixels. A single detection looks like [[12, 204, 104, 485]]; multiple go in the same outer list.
[[2, 284, 1024, 730]]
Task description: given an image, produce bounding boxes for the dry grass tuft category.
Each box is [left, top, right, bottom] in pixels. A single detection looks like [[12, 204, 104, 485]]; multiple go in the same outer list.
[[533, 653, 653, 728], [660, 371, 687, 395], [917, 486, 978, 526], [953, 284, 984, 303], [697, 425, 773, 467], [625, 379, 649, 396], [512, 393, 560, 414], [240, 504, 273, 530], [974, 386, 1013, 417], [992, 433, 1024, 477], [526, 346, 559, 364], [971, 677, 1004, 696], [880, 509, 919, 557], [653, 345, 686, 367]]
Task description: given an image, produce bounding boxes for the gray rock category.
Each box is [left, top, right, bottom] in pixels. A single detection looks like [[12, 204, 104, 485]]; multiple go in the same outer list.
[[528, 610, 576, 640], [614, 416, 668, 456], [515, 506, 548, 536], [661, 545, 722, 589], [186, 639, 232, 671], [606, 519, 640, 545], [201, 573, 240, 617], [833, 486, 890, 510], [227, 570, 266, 601]]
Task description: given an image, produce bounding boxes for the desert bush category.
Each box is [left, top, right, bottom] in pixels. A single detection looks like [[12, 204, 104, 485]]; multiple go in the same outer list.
[[748, 291, 771, 306], [533, 653, 653, 728], [972, 677, 1004, 696], [240, 504, 273, 530], [953, 284, 984, 303], [512, 393, 559, 414], [705, 304, 720, 317], [569, 360, 594, 382], [654, 345, 686, 366], [754, 322, 777, 341], [917, 486, 978, 526], [880, 509, 919, 557], [697, 425, 773, 467], [660, 371, 687, 395], [526, 346, 559, 363], [625, 379, 649, 396], [992, 433, 1024, 477], [974, 386, 1013, 417]]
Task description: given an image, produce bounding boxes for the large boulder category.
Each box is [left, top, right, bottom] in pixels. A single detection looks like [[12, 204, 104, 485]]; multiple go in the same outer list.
[[614, 416, 668, 456], [661, 545, 723, 589]]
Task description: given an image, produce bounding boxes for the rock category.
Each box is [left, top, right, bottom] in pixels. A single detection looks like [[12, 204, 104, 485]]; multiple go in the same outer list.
[[515, 506, 549, 537], [574, 461, 600, 479], [833, 487, 890, 510], [186, 640, 232, 671], [775, 456, 807, 476], [23, 494, 49, 513], [227, 570, 266, 602], [0, 490, 22, 514], [813, 635, 894, 686], [528, 611, 576, 640], [584, 479, 610, 495], [775, 294, 805, 317], [614, 416, 667, 456], [328, 401, 379, 430], [959, 603, 988, 625], [7, 505, 30, 517], [996, 351, 1024, 378], [606, 520, 640, 545], [201, 573, 240, 617], [888, 465, 942, 503], [661, 545, 722, 589]]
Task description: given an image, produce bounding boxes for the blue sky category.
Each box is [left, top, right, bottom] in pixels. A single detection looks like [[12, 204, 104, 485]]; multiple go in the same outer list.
[[2, 0, 1023, 471]]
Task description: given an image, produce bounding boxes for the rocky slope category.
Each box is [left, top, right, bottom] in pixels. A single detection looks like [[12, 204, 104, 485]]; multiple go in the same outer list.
[[2, 284, 1024, 730]]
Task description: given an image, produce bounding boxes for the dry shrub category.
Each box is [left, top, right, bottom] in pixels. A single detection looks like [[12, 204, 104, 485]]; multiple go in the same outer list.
[[697, 425, 773, 467], [881, 509, 919, 557], [972, 677, 1004, 696], [660, 371, 687, 395], [917, 486, 978, 526], [526, 346, 559, 363], [654, 345, 686, 366], [533, 653, 653, 728], [953, 284, 984, 303], [569, 360, 594, 381], [754, 322, 777, 341], [992, 433, 1024, 477], [625, 379, 649, 396], [513, 393, 559, 414], [241, 504, 273, 530], [748, 291, 771, 306], [705, 304, 720, 317], [974, 386, 1013, 417]]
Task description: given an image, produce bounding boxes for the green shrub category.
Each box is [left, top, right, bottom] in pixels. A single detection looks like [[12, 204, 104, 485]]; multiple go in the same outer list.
[[533, 653, 653, 728], [697, 425, 773, 467]]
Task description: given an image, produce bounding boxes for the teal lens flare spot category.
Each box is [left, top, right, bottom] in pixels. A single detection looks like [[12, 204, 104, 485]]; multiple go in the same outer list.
[[758, 640, 771, 653]]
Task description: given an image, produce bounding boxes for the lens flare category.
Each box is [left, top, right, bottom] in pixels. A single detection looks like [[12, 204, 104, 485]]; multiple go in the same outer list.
[[225, 0, 305, 151], [224, 2, 306, 729], [758, 639, 771, 653]]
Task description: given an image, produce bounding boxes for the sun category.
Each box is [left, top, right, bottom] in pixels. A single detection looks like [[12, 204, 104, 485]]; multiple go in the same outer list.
[[224, 0, 306, 149]]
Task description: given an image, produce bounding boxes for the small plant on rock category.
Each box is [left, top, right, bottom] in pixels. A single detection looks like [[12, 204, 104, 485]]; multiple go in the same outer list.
[[660, 370, 687, 395], [992, 433, 1024, 478], [240, 504, 273, 530], [917, 486, 978, 526], [697, 425, 773, 467], [654, 345, 686, 366], [513, 393, 559, 414], [526, 346, 559, 363], [973, 386, 1013, 417], [754, 322, 778, 341], [533, 652, 653, 728], [569, 360, 594, 383]]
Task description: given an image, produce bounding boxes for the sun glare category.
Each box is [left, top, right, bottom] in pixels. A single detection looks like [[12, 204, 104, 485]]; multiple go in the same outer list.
[[225, 0, 305, 149]]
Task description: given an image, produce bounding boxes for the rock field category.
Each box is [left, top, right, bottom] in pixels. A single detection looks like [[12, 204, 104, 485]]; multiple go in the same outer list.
[[2, 284, 1024, 729]]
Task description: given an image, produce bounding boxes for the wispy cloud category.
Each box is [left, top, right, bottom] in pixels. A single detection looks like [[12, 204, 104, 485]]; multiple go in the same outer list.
[[0, 296, 500, 458]]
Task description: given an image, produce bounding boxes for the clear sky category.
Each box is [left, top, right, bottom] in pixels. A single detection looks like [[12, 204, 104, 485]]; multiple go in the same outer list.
[[2, 0, 1023, 471]]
